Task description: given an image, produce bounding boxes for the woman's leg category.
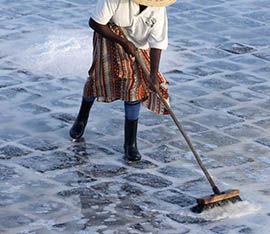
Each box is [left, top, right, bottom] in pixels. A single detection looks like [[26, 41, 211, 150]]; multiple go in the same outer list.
[[69, 96, 95, 139], [124, 101, 142, 161]]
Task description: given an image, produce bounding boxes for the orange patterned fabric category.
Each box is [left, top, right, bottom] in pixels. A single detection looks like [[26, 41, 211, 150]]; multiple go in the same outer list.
[[83, 24, 169, 115]]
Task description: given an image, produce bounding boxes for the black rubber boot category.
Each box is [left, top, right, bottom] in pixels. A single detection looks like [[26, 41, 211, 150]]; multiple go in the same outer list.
[[69, 98, 93, 139], [124, 119, 142, 162]]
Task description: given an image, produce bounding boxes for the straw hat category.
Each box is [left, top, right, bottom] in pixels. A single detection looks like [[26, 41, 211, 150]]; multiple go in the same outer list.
[[133, 0, 176, 7]]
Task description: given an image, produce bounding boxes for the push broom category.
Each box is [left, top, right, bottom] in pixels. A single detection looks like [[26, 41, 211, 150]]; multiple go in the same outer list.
[[133, 49, 242, 213]]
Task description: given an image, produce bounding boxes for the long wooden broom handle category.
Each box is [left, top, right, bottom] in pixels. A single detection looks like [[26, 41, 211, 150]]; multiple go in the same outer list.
[[134, 51, 221, 195]]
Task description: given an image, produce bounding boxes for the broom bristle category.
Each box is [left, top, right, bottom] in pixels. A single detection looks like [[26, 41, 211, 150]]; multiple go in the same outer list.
[[191, 195, 242, 213]]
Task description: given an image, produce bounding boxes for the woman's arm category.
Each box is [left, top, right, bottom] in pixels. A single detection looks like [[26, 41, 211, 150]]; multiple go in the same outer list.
[[150, 48, 162, 88], [89, 18, 137, 56]]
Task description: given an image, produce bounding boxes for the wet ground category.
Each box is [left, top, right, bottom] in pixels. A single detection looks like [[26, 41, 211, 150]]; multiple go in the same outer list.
[[0, 0, 270, 233]]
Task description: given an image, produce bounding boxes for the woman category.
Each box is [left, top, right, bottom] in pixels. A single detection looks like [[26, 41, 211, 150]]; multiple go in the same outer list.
[[70, 0, 175, 162]]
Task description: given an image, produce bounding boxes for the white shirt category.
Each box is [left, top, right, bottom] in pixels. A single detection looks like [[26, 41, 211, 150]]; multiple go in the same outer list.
[[91, 0, 168, 50]]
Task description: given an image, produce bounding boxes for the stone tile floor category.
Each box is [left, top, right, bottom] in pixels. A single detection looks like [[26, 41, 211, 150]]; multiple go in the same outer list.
[[0, 0, 269, 233]]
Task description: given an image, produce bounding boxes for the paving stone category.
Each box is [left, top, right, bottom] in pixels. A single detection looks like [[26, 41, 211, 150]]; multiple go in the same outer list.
[[176, 121, 209, 134], [192, 113, 244, 129], [186, 65, 222, 77], [222, 90, 262, 102], [0, 128, 29, 141], [253, 51, 270, 61], [167, 213, 208, 224], [125, 173, 172, 188], [224, 72, 266, 85], [52, 171, 96, 186], [51, 112, 75, 123], [158, 165, 201, 179], [165, 70, 197, 83], [82, 163, 127, 178], [170, 84, 208, 98], [154, 189, 195, 207], [0, 76, 21, 88], [256, 99, 270, 109], [228, 106, 270, 120], [244, 11, 270, 24], [19, 137, 59, 151], [218, 42, 255, 54], [0, 145, 32, 159], [124, 159, 158, 169], [0, 193, 30, 206], [0, 164, 19, 181], [51, 94, 80, 108], [253, 118, 270, 129], [230, 55, 268, 66], [145, 144, 185, 163], [172, 102, 203, 117], [223, 124, 264, 139], [92, 181, 145, 198], [198, 78, 237, 90], [0, 214, 34, 228], [22, 118, 66, 133], [206, 60, 242, 71], [195, 21, 229, 32], [18, 103, 50, 114], [193, 47, 231, 59], [255, 137, 270, 148], [21, 200, 66, 216], [249, 85, 270, 96], [17, 151, 87, 173], [193, 131, 240, 147], [190, 96, 236, 110], [139, 126, 178, 144]]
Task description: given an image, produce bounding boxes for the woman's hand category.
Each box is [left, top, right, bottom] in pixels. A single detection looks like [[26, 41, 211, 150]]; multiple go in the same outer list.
[[121, 40, 137, 57]]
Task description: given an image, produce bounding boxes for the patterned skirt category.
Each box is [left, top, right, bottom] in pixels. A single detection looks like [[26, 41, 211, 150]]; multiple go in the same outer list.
[[83, 24, 169, 115]]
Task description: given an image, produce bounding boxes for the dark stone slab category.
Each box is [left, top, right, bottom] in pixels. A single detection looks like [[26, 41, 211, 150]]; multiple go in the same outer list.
[[193, 47, 231, 59], [154, 189, 196, 207], [21, 200, 66, 215], [0, 164, 18, 181], [158, 165, 200, 178], [256, 137, 270, 148], [0, 193, 30, 206], [51, 112, 75, 123], [253, 118, 270, 129], [67, 142, 115, 158], [223, 124, 263, 139], [92, 181, 144, 197], [82, 163, 127, 178], [139, 110, 170, 126], [124, 159, 158, 169], [0, 214, 33, 228], [17, 151, 87, 173], [218, 42, 255, 54], [125, 173, 172, 188], [190, 96, 236, 110], [27, 82, 68, 93], [191, 113, 243, 129], [224, 72, 266, 85], [206, 60, 242, 71], [0, 76, 21, 88], [172, 102, 203, 117], [0, 128, 29, 141], [223, 90, 262, 102], [19, 137, 59, 151], [139, 126, 177, 144], [253, 52, 270, 61], [18, 103, 50, 114], [51, 94, 80, 108], [145, 144, 185, 163], [249, 85, 270, 96], [165, 70, 196, 83], [22, 118, 66, 133], [170, 85, 208, 98], [186, 65, 222, 77], [167, 213, 208, 224], [198, 78, 237, 90], [192, 131, 239, 147], [0, 145, 32, 159], [228, 106, 270, 120], [52, 171, 96, 186]]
